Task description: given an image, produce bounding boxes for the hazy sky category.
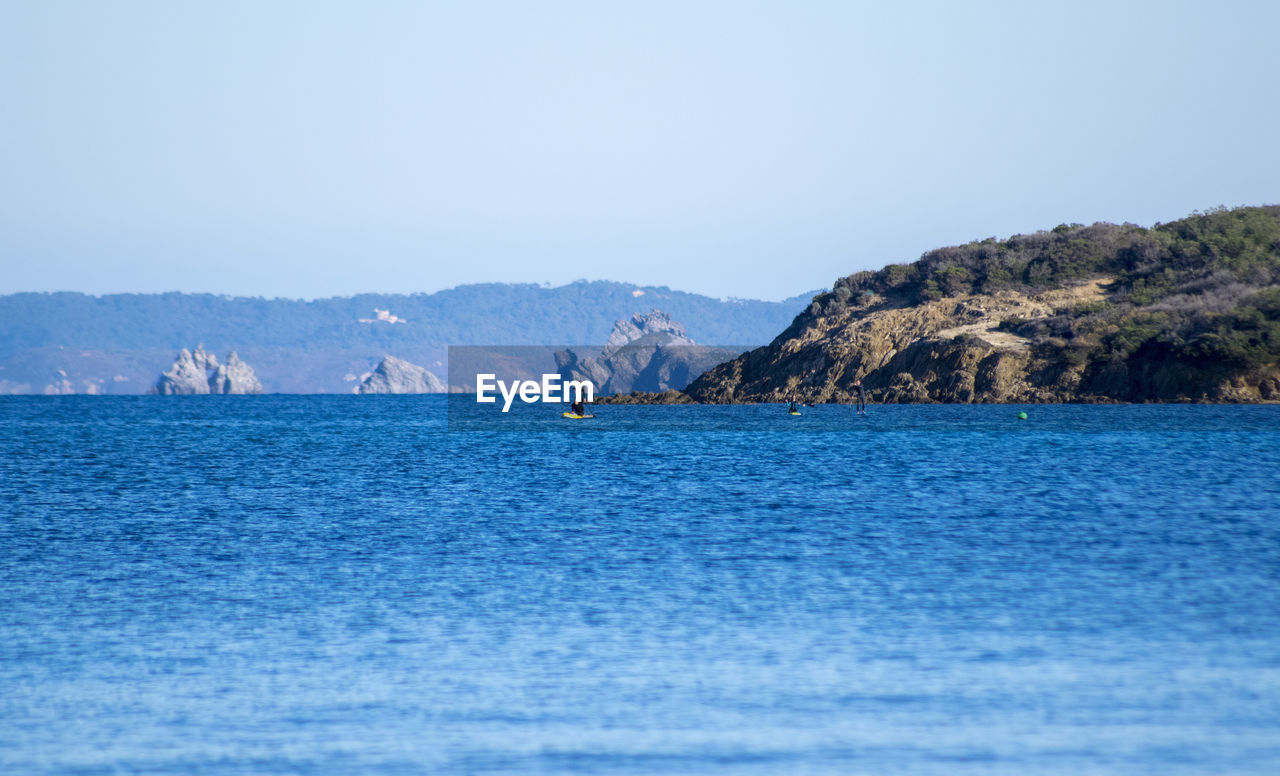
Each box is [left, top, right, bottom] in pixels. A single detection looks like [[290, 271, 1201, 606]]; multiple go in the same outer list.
[[2, 1, 1278, 301]]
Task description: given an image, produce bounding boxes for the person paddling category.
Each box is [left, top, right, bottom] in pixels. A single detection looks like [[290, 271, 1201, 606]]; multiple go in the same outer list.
[[570, 399, 586, 416], [787, 394, 800, 414], [854, 379, 867, 415]]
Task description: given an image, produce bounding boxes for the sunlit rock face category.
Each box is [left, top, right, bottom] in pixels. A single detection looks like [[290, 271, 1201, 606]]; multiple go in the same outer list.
[[153, 347, 262, 395]]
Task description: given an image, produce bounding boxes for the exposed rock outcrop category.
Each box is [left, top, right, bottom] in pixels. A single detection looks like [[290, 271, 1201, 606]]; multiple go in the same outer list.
[[603, 310, 695, 352], [155, 348, 211, 394], [686, 283, 1114, 404], [152, 346, 262, 395], [555, 310, 742, 395], [356, 356, 446, 394], [208, 352, 263, 394]]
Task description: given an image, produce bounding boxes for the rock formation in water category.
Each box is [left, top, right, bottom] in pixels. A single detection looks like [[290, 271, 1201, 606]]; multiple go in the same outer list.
[[555, 310, 742, 395], [208, 352, 263, 394], [356, 355, 446, 394], [152, 346, 263, 395], [155, 347, 212, 394]]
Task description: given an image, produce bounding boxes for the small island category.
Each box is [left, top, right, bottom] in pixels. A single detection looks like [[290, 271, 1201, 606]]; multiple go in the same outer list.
[[151, 346, 263, 395]]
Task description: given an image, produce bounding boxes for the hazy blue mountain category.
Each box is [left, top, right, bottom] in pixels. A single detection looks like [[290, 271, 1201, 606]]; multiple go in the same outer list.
[[0, 281, 817, 394]]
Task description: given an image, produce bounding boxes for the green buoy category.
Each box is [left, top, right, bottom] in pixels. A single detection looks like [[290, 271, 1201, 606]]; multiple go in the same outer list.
[[1017, 411, 1028, 420]]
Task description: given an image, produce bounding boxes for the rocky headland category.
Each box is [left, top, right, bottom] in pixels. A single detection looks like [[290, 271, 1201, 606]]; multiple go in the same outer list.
[[636, 206, 1280, 404], [152, 346, 263, 395]]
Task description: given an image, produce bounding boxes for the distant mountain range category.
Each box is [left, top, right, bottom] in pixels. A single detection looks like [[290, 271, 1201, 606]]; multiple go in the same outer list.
[[0, 281, 818, 394]]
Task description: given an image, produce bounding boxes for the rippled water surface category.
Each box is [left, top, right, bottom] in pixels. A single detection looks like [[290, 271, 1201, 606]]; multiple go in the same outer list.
[[3, 396, 1280, 774]]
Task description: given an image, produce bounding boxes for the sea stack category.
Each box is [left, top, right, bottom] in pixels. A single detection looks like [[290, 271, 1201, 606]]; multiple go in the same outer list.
[[153, 346, 262, 395], [356, 356, 446, 394]]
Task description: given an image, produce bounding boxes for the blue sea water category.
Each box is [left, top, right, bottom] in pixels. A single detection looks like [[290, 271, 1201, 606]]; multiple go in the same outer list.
[[2, 396, 1280, 775]]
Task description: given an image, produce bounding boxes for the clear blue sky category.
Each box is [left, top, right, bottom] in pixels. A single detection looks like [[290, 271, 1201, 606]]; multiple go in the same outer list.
[[2, 1, 1277, 301]]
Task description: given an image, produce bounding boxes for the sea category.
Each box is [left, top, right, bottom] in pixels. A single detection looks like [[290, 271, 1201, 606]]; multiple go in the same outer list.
[[2, 396, 1279, 775]]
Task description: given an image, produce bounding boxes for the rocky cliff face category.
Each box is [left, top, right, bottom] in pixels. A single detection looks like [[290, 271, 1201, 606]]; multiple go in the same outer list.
[[687, 277, 1280, 403], [153, 346, 263, 395], [555, 310, 742, 395], [356, 356, 446, 394]]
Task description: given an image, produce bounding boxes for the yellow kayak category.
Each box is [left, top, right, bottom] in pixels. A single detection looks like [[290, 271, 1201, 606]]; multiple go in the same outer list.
[[788, 410, 802, 416], [562, 412, 595, 419]]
